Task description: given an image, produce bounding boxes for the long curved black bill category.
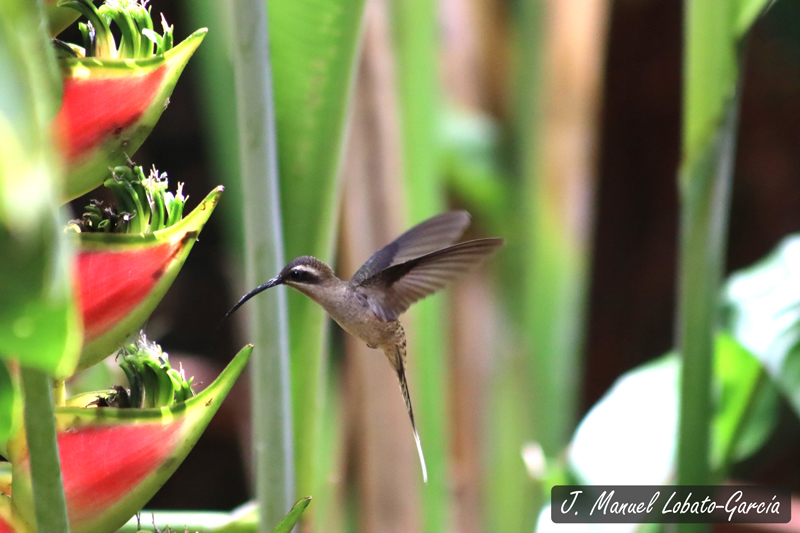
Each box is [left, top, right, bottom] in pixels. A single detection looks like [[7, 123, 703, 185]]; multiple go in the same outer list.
[[222, 277, 281, 322]]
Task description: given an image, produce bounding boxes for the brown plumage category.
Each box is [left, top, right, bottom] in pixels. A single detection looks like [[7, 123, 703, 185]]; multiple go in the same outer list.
[[225, 211, 504, 483]]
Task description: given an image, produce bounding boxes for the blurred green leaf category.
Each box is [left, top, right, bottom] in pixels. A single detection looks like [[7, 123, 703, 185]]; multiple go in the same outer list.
[[0, 4, 74, 528], [736, 0, 774, 36], [562, 337, 777, 490], [0, 0, 79, 378], [712, 333, 778, 466], [0, 219, 79, 377], [308, 368, 344, 531], [0, 0, 61, 125], [44, 0, 81, 37], [548, 237, 800, 528], [0, 362, 14, 451], [725, 234, 800, 418], [267, 0, 366, 501], [185, 0, 243, 257], [441, 108, 509, 234]]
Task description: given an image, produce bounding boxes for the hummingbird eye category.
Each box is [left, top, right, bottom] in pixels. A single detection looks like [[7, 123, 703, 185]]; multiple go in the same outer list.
[[287, 267, 315, 283]]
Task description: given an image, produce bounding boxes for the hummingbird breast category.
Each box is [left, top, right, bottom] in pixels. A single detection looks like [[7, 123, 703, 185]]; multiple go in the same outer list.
[[320, 285, 403, 350]]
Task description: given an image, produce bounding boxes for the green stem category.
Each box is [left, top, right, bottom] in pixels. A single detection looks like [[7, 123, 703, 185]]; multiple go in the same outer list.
[[394, 0, 448, 528], [230, 0, 295, 529], [20, 367, 69, 533], [511, 1, 548, 530], [676, 2, 742, 524], [675, 96, 738, 526]]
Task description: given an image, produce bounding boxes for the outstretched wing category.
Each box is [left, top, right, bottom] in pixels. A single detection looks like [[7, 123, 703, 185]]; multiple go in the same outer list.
[[350, 211, 471, 285], [358, 238, 504, 321]]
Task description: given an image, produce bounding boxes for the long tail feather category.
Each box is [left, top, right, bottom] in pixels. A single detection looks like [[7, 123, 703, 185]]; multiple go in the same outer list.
[[395, 344, 428, 484]]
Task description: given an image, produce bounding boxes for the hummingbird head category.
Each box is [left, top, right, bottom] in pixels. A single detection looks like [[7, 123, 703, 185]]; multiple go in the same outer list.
[[276, 256, 336, 290], [223, 256, 337, 321]]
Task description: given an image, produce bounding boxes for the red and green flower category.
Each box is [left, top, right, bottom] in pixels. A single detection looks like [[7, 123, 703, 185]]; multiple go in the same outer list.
[[7, 339, 252, 533], [52, 0, 206, 202], [67, 166, 223, 371], [0, 2, 281, 531]]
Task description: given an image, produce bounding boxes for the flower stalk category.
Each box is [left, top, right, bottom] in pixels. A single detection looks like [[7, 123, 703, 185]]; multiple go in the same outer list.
[[20, 367, 70, 532]]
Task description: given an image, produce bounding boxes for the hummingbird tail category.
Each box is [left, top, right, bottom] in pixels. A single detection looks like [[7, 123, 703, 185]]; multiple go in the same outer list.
[[395, 343, 428, 484]]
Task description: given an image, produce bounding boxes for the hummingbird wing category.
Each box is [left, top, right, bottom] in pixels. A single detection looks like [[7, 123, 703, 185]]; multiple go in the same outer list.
[[350, 211, 471, 285], [357, 238, 504, 321]]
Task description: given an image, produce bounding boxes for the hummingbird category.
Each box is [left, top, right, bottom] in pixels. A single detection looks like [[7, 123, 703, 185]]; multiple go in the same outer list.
[[224, 211, 503, 483]]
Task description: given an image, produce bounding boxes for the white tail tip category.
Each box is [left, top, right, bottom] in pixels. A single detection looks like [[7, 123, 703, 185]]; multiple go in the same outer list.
[[414, 429, 428, 484]]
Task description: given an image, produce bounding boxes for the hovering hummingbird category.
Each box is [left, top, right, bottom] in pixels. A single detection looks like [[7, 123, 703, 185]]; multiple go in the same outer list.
[[225, 211, 503, 483]]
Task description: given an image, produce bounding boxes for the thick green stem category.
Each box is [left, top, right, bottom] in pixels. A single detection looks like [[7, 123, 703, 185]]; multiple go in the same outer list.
[[676, 94, 739, 487], [512, 0, 608, 529], [20, 367, 69, 533], [230, 0, 295, 529], [485, 2, 547, 530], [394, 0, 448, 528], [677, 3, 743, 530], [515, 2, 547, 528]]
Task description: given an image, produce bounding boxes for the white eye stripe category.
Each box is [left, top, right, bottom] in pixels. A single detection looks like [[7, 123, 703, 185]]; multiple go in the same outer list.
[[291, 265, 318, 276]]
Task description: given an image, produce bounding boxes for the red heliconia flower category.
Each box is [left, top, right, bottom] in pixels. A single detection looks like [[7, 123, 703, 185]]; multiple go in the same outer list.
[[7, 344, 252, 533], [52, 1, 206, 202], [55, 30, 205, 201], [72, 183, 223, 372]]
